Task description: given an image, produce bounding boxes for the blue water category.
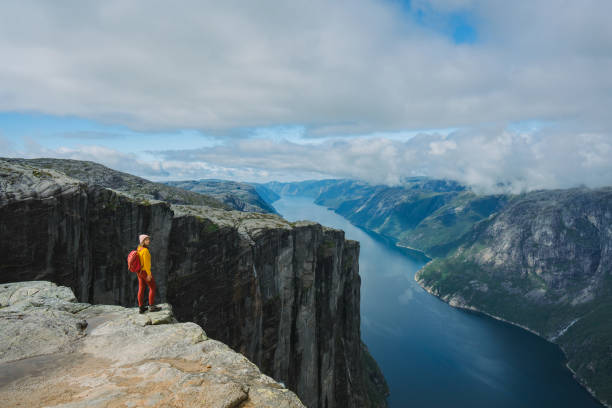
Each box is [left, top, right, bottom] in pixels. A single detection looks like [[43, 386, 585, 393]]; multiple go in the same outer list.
[[274, 196, 603, 408]]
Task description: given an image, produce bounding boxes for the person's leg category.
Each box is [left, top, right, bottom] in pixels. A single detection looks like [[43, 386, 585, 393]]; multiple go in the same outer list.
[[146, 278, 160, 311], [137, 273, 146, 307], [137, 272, 147, 313], [148, 277, 156, 306]]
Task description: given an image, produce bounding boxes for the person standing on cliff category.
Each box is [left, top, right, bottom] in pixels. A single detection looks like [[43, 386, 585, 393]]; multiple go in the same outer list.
[[137, 234, 161, 314]]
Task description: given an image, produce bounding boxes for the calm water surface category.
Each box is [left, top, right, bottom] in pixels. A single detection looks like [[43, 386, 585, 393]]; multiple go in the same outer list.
[[275, 196, 603, 408]]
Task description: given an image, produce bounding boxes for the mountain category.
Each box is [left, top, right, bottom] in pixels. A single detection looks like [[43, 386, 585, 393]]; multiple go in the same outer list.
[[166, 179, 277, 214], [252, 183, 281, 206], [0, 158, 387, 408], [265, 179, 506, 257], [263, 179, 612, 407], [264, 179, 345, 199], [4, 157, 228, 209], [416, 187, 612, 407]]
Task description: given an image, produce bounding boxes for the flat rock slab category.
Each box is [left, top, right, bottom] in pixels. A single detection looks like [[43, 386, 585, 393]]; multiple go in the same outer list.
[[0, 281, 305, 408]]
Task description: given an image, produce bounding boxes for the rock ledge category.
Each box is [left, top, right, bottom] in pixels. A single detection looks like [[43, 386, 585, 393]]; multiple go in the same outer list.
[[0, 281, 305, 408]]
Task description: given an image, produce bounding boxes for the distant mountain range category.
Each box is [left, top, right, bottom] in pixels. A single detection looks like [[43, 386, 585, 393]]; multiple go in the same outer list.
[[261, 178, 612, 408], [165, 179, 278, 214]]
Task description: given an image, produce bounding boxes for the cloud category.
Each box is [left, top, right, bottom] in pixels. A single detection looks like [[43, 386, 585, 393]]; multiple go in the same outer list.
[[0, 1, 610, 135], [60, 131, 124, 140], [15, 139, 169, 178], [7, 123, 611, 191], [153, 126, 612, 192], [3, 136, 327, 182]]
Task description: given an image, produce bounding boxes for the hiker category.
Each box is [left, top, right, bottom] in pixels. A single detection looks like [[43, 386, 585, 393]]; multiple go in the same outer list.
[[137, 234, 161, 314]]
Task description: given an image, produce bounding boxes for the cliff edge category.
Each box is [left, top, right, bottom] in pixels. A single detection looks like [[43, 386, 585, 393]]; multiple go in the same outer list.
[[0, 281, 305, 407], [0, 158, 385, 408]]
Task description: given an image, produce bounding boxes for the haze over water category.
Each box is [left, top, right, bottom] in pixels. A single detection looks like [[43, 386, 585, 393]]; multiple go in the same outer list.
[[275, 196, 603, 408]]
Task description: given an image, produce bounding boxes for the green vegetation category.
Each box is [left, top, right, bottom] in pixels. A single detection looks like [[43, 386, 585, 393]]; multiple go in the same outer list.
[[394, 193, 508, 256], [361, 341, 390, 408], [560, 298, 612, 405], [204, 221, 219, 233], [322, 239, 336, 249], [318, 239, 337, 257], [306, 181, 509, 258], [420, 257, 553, 332], [106, 194, 120, 211], [31, 169, 53, 178], [418, 251, 612, 406]]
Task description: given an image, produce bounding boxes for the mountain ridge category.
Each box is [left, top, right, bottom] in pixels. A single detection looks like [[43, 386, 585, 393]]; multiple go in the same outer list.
[[262, 178, 612, 407], [165, 179, 277, 214]]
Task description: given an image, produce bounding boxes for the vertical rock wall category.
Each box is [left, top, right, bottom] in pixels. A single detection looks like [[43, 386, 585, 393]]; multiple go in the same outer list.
[[166, 218, 363, 407]]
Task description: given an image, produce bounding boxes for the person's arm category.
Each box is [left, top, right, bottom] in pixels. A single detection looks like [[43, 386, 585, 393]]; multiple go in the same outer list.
[[141, 248, 152, 277]]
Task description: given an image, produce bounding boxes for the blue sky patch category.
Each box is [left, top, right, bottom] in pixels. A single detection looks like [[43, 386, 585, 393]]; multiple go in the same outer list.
[[393, 0, 478, 44]]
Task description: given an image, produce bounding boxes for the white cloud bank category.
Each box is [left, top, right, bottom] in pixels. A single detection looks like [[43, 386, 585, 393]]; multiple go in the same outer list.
[[154, 127, 612, 192], [7, 138, 170, 179], [4, 124, 612, 192], [0, 0, 611, 134]]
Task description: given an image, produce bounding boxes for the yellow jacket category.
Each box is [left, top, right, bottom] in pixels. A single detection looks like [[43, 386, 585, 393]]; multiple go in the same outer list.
[[137, 246, 151, 277]]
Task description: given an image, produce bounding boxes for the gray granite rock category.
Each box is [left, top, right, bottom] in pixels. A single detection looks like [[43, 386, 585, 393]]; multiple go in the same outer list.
[[0, 158, 377, 408], [2, 157, 227, 209], [0, 281, 305, 408]]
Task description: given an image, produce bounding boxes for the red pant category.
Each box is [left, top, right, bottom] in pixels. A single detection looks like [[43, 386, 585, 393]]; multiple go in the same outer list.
[[137, 271, 156, 307]]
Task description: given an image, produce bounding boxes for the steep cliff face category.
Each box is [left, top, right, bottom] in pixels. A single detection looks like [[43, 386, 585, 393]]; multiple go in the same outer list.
[[0, 159, 378, 408], [416, 188, 612, 407], [167, 208, 364, 407], [0, 161, 175, 305]]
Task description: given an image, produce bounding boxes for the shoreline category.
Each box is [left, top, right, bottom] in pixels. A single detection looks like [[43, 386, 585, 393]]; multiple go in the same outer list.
[[394, 242, 433, 262], [271, 195, 609, 408], [414, 272, 609, 408], [395, 242, 431, 257]]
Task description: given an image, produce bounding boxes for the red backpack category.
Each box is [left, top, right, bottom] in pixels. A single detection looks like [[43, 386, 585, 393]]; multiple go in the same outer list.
[[127, 249, 141, 273]]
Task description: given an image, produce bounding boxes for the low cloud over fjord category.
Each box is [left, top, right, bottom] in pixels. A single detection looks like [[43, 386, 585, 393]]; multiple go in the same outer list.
[[154, 126, 612, 193]]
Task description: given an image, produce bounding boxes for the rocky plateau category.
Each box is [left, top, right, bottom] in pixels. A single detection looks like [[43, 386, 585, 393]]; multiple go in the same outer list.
[[0, 281, 305, 408]]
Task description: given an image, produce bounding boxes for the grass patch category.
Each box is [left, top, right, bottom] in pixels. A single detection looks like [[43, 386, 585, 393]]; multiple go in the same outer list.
[[31, 169, 53, 178]]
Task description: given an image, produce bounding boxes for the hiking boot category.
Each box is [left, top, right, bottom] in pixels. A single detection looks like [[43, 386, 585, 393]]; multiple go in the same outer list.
[[139, 306, 147, 314], [148, 305, 161, 312]]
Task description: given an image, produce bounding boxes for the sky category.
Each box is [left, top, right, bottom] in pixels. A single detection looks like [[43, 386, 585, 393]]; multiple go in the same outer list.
[[1, 0, 611, 192]]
